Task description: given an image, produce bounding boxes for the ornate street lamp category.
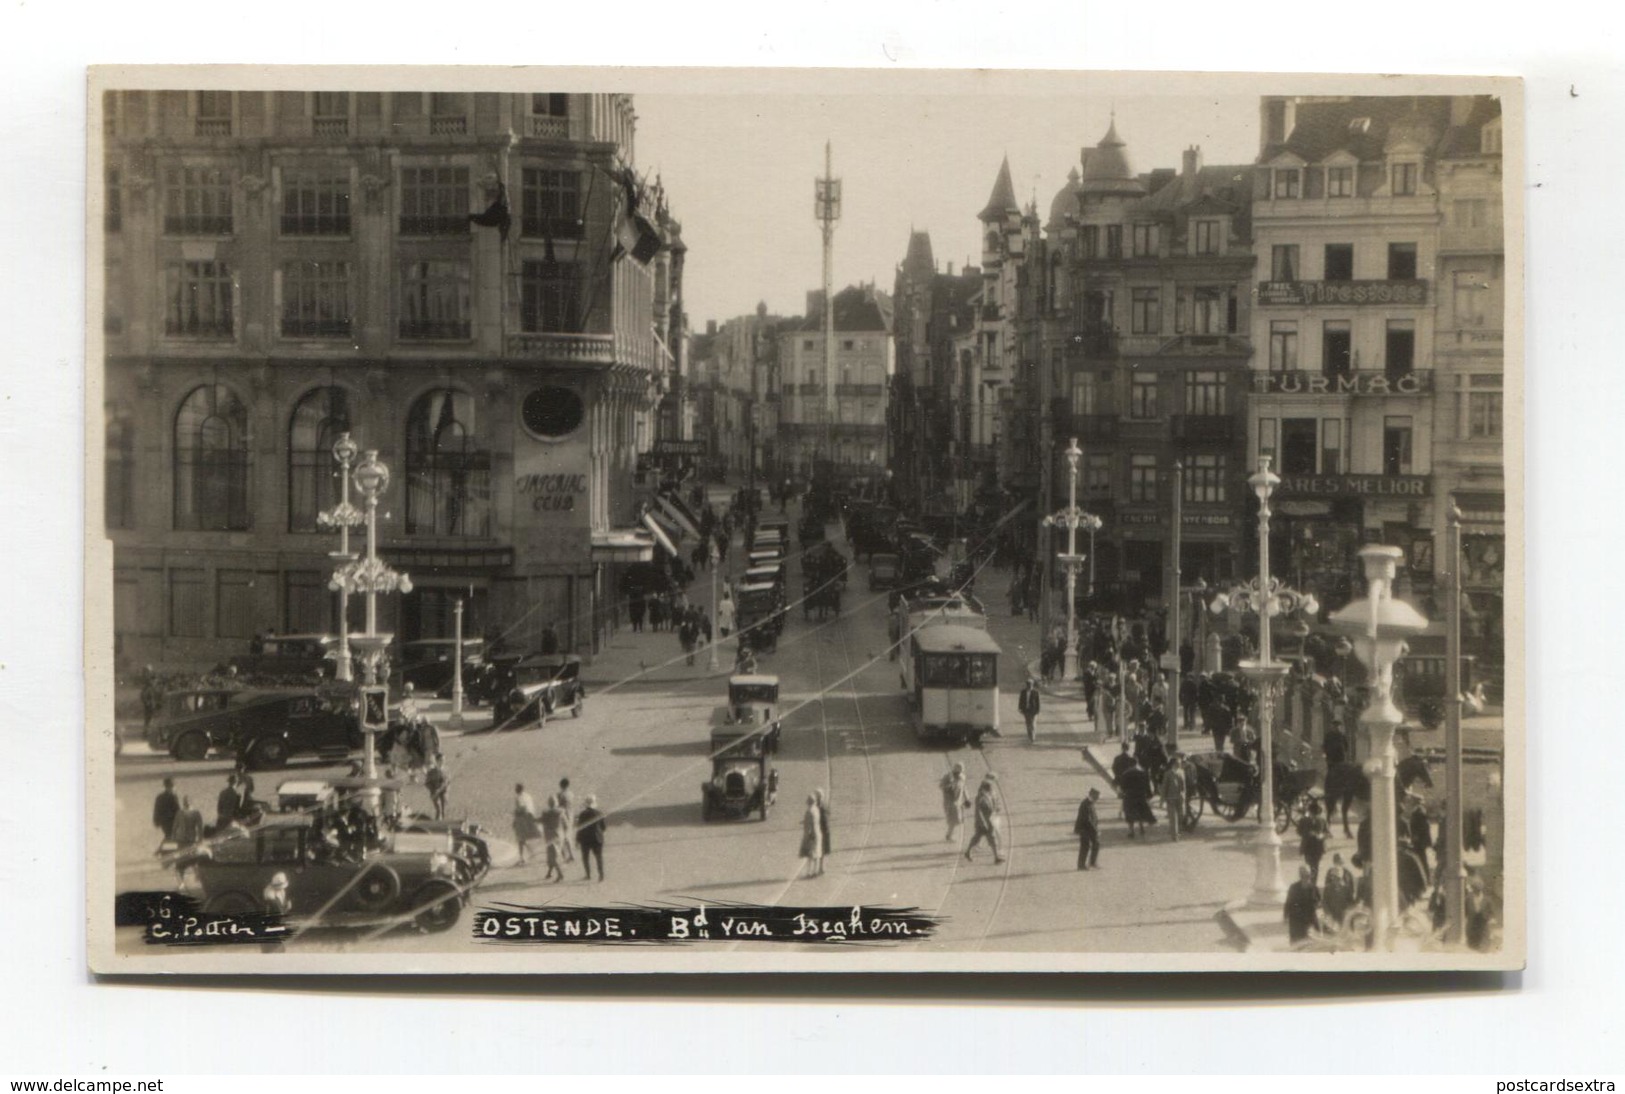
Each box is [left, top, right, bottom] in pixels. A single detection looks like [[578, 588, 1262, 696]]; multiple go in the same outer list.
[[707, 536, 722, 671], [330, 450, 412, 806], [1329, 543, 1429, 950], [317, 432, 364, 682], [1209, 456, 1320, 904], [1042, 437, 1101, 686]]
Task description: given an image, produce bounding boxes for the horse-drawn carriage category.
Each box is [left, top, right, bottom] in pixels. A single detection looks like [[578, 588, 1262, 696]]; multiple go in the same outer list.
[[1182, 751, 1321, 834], [801, 542, 848, 621], [736, 582, 786, 654]]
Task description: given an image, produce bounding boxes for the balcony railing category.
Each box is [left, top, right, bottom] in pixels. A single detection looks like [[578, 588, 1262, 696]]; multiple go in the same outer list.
[[507, 331, 617, 366], [797, 383, 823, 395], [1170, 414, 1238, 443], [1065, 328, 1118, 356], [836, 383, 884, 397], [194, 117, 232, 137], [430, 115, 468, 135], [530, 115, 568, 138], [313, 117, 349, 137]]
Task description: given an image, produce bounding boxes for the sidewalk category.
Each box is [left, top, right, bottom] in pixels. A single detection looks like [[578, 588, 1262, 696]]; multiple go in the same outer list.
[[580, 626, 737, 688]]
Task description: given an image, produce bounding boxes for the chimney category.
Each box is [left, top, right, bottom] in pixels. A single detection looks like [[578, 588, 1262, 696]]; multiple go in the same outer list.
[[706, 319, 717, 336], [947, 262, 954, 276], [1182, 145, 1203, 178]]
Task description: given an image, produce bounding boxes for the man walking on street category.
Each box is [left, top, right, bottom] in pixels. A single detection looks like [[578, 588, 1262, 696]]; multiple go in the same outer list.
[[215, 775, 242, 833], [1179, 673, 1199, 732], [1074, 788, 1102, 870], [576, 794, 607, 881], [964, 775, 1004, 863], [1018, 677, 1041, 744], [1284, 864, 1322, 944], [152, 777, 180, 854], [1161, 753, 1187, 842]]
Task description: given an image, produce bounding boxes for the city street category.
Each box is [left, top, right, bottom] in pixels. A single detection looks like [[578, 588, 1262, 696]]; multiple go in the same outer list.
[[111, 507, 1360, 957]]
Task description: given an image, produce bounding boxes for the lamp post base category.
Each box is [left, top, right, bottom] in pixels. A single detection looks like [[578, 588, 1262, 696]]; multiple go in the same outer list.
[[1247, 824, 1288, 907]]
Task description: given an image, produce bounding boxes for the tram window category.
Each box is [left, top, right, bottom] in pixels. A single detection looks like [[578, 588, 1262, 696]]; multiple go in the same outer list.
[[922, 656, 953, 687], [965, 656, 995, 688]]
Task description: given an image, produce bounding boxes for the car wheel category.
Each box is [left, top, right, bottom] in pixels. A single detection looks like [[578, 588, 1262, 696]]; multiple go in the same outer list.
[[250, 736, 290, 771], [172, 733, 209, 762], [351, 863, 402, 912], [204, 891, 260, 915], [409, 881, 463, 933]]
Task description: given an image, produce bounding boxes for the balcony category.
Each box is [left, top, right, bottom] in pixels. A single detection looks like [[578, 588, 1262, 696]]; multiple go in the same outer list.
[[507, 332, 617, 366], [1058, 413, 1118, 442], [194, 117, 231, 137], [836, 383, 884, 398], [1257, 280, 1429, 307], [530, 115, 569, 139], [1065, 327, 1118, 356], [1170, 415, 1239, 443], [797, 383, 823, 396], [1250, 369, 1434, 396], [430, 115, 468, 135], [313, 117, 349, 137]]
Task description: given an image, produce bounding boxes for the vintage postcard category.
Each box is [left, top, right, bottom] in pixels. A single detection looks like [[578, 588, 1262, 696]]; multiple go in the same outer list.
[[87, 66, 1523, 973]]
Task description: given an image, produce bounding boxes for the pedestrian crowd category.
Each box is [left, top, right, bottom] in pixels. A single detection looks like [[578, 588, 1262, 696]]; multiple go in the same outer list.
[[513, 775, 607, 882]]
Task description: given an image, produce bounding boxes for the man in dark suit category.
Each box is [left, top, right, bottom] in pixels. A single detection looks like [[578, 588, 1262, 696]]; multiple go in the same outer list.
[[1017, 678, 1041, 743], [1323, 720, 1350, 766], [1407, 790, 1435, 883], [215, 775, 242, 832], [1074, 788, 1102, 870], [1284, 865, 1322, 943]]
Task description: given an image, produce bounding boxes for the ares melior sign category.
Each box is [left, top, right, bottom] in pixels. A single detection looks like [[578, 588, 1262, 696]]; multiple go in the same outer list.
[[1274, 474, 1432, 498]]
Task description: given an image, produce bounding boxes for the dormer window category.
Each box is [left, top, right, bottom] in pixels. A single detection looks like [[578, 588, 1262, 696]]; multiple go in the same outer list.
[[1349, 117, 1371, 135], [1391, 162, 1418, 196], [1327, 165, 1354, 198], [1131, 223, 1158, 257], [1192, 219, 1222, 255], [1273, 168, 1301, 198]]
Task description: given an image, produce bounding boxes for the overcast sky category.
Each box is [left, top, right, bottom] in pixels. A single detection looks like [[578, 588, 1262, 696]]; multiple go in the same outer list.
[[635, 91, 1260, 326]]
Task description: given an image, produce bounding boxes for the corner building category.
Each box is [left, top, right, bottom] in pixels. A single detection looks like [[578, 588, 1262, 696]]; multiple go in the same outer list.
[[100, 89, 684, 668]]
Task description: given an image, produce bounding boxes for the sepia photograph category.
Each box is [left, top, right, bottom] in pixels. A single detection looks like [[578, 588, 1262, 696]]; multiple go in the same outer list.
[[86, 66, 1522, 974]]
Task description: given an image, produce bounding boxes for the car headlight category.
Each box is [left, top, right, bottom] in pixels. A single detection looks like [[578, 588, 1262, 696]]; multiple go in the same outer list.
[[429, 852, 456, 879]]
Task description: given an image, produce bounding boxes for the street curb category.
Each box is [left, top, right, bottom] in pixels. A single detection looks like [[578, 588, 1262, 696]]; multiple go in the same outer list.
[[1218, 897, 1294, 953]]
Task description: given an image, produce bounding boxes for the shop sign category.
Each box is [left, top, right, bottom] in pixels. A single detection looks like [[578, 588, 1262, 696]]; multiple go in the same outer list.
[[1252, 371, 1431, 396], [1275, 474, 1431, 498], [515, 472, 588, 512], [1116, 512, 1234, 528], [653, 439, 708, 456], [1257, 279, 1429, 306]]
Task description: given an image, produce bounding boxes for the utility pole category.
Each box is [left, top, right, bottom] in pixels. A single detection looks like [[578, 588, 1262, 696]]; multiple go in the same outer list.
[[1037, 239, 1054, 663], [815, 141, 841, 474]]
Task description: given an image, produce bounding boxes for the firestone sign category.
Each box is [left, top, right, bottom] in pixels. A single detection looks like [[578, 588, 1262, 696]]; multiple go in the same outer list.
[[1253, 371, 1431, 396], [1275, 474, 1431, 498], [1257, 279, 1428, 306]]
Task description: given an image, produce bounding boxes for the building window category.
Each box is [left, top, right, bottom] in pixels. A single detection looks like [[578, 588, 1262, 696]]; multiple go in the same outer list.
[[312, 91, 350, 135], [1130, 288, 1160, 334], [1454, 198, 1488, 228], [1084, 453, 1111, 498], [429, 92, 467, 134], [1184, 454, 1226, 504], [521, 168, 583, 239], [1273, 168, 1300, 198], [164, 260, 234, 337], [1270, 244, 1299, 282], [531, 93, 569, 117], [1081, 225, 1100, 258], [399, 166, 470, 236], [1322, 321, 1351, 376], [1321, 418, 1344, 474], [283, 571, 331, 635], [216, 570, 257, 640], [1327, 165, 1354, 197], [1131, 223, 1158, 257], [288, 386, 352, 533], [1391, 162, 1418, 196], [1105, 224, 1123, 259], [168, 568, 206, 638], [1383, 416, 1414, 475], [400, 260, 472, 340], [162, 166, 233, 236], [1130, 373, 1159, 420], [1192, 220, 1221, 255], [106, 169, 121, 234], [1184, 370, 1224, 416], [1280, 418, 1318, 475], [1192, 287, 1229, 334], [1388, 242, 1418, 280], [1129, 454, 1159, 503], [195, 91, 232, 136], [803, 339, 814, 351], [1385, 320, 1416, 377], [1269, 321, 1299, 372], [173, 384, 250, 532], [1323, 243, 1353, 281], [1465, 374, 1503, 439], [520, 260, 582, 333], [280, 261, 352, 338], [1071, 372, 1098, 416], [105, 415, 134, 531], [1258, 417, 1278, 463], [1454, 270, 1490, 327], [280, 168, 351, 236], [842, 340, 855, 351], [405, 390, 492, 538]]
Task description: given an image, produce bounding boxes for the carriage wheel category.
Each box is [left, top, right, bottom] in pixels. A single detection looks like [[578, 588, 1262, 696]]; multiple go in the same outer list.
[[1274, 792, 1299, 835], [1183, 794, 1203, 830]]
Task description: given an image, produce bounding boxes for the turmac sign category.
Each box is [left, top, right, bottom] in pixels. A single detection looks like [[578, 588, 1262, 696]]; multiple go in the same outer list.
[[1253, 371, 1432, 396]]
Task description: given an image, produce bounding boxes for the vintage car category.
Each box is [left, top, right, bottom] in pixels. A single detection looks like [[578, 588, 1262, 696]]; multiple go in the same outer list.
[[297, 777, 495, 882], [227, 634, 336, 680], [150, 686, 362, 769], [397, 638, 488, 698], [735, 582, 785, 654], [490, 653, 586, 727], [701, 728, 779, 822], [185, 813, 481, 933], [711, 673, 782, 754], [744, 563, 787, 592], [868, 552, 901, 591]]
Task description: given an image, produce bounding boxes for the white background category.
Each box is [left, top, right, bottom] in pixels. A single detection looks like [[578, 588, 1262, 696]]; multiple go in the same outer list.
[[3, 0, 1619, 1074]]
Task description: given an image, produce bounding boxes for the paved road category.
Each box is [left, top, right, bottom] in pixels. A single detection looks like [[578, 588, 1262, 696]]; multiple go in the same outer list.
[[111, 510, 1501, 957]]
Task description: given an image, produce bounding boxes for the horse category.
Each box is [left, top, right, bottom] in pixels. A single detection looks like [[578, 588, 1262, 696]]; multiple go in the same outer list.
[[1322, 755, 1435, 837]]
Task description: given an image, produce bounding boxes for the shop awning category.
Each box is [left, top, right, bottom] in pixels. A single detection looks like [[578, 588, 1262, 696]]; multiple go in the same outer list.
[[639, 512, 679, 557], [1452, 491, 1505, 534], [591, 528, 655, 564]]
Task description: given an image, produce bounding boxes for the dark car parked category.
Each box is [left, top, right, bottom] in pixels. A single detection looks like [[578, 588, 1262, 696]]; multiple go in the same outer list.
[[227, 634, 336, 680], [151, 687, 362, 770], [397, 638, 487, 699]]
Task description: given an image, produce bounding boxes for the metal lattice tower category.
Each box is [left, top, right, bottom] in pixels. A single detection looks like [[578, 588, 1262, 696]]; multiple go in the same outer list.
[[814, 141, 841, 466]]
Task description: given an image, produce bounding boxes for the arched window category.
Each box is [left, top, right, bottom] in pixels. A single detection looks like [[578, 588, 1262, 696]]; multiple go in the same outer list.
[[105, 411, 134, 530], [174, 384, 250, 531], [288, 386, 352, 532], [405, 390, 491, 537]]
